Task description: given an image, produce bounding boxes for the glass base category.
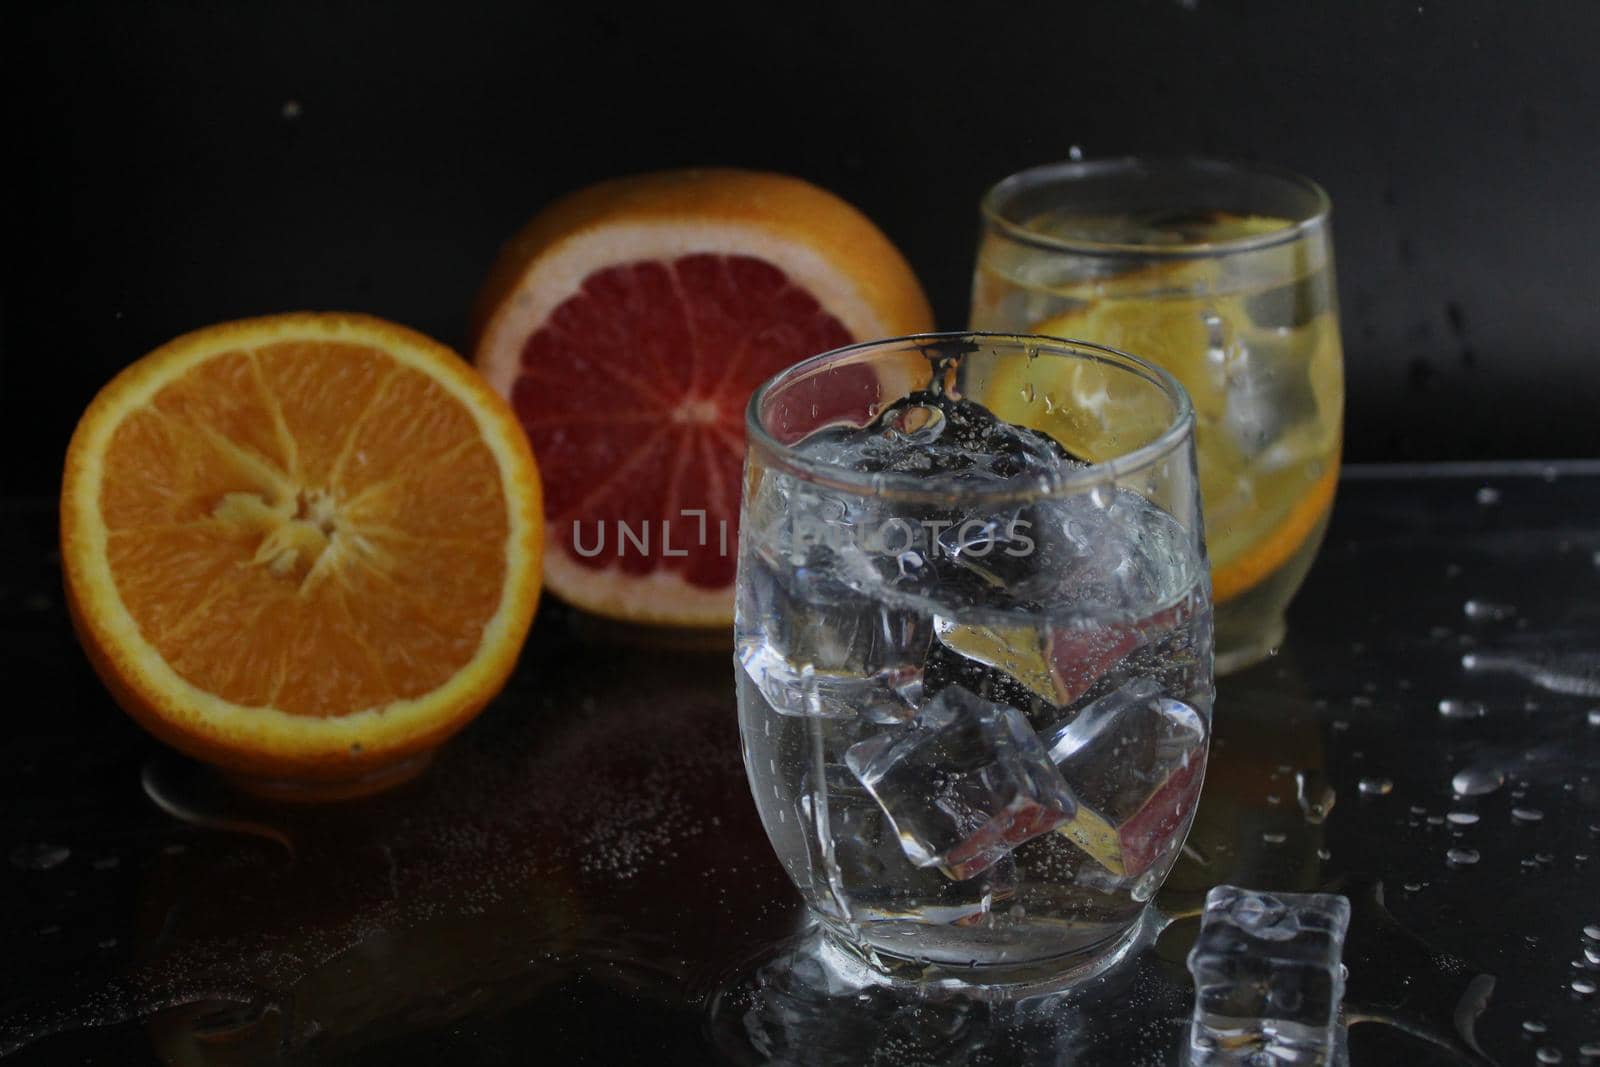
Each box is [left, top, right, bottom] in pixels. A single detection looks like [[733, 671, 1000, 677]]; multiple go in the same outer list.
[[705, 909, 1162, 1064], [1214, 613, 1286, 676], [816, 903, 1156, 993]]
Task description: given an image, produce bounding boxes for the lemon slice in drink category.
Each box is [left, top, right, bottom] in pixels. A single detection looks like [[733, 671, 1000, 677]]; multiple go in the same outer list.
[[984, 297, 1340, 605]]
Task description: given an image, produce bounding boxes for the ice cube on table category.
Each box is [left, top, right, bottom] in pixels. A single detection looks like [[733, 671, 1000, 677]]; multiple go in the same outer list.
[[1045, 679, 1207, 878], [799, 765, 1017, 925], [844, 685, 1078, 880], [737, 555, 930, 722], [1187, 885, 1352, 1066]]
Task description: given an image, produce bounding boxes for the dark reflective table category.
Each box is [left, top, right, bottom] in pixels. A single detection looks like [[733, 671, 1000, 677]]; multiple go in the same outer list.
[[3, 462, 1598, 1065]]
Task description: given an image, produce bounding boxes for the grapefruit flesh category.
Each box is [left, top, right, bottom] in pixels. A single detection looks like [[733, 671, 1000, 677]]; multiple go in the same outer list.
[[475, 169, 935, 626]]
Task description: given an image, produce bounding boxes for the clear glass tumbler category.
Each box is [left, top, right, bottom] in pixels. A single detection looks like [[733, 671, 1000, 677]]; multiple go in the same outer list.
[[972, 158, 1344, 673], [734, 332, 1214, 986]]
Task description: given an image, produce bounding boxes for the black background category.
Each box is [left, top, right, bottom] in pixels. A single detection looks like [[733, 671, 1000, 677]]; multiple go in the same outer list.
[[6, 0, 1599, 497]]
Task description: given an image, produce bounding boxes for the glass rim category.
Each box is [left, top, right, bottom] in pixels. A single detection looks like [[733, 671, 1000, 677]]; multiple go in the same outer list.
[[744, 331, 1197, 505], [979, 155, 1332, 259]]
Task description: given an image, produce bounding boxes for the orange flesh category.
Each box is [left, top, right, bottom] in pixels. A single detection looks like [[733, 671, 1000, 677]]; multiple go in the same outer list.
[[98, 342, 509, 716]]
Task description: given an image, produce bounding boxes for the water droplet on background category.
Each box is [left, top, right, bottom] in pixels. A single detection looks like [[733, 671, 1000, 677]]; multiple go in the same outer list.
[[1537, 1047, 1562, 1064], [1358, 777, 1394, 796], [1583, 924, 1600, 941], [1524, 1019, 1549, 1033], [9, 844, 70, 871], [1588, 708, 1600, 727], [1262, 831, 1287, 845], [1511, 807, 1545, 823], [1446, 812, 1479, 826], [1574, 976, 1597, 995], [1475, 486, 1501, 506], [1446, 847, 1480, 866]]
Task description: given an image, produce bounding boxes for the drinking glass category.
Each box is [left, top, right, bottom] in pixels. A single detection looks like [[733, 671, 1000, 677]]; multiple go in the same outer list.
[[972, 158, 1344, 673], [734, 332, 1213, 986]]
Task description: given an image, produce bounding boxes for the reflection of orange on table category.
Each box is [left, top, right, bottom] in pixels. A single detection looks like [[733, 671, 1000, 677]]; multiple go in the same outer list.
[[60, 312, 544, 797]]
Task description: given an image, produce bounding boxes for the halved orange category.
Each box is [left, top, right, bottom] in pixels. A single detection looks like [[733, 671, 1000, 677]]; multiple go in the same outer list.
[[473, 168, 934, 627], [61, 313, 543, 798]]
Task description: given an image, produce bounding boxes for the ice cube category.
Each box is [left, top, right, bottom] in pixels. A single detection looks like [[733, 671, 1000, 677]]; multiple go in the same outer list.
[[795, 390, 1081, 487], [737, 556, 930, 722], [1044, 679, 1207, 878], [799, 764, 1017, 925], [844, 685, 1078, 880], [1187, 885, 1352, 1066]]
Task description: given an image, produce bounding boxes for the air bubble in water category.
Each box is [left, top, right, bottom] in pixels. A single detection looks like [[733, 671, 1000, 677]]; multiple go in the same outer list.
[[1451, 766, 1505, 796], [1446, 847, 1480, 866]]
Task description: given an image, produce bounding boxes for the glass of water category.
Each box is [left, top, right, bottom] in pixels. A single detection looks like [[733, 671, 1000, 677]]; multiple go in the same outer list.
[[972, 158, 1344, 674], [735, 332, 1214, 986]]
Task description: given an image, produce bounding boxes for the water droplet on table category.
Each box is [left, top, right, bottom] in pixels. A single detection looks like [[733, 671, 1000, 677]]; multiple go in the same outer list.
[[1438, 698, 1487, 720], [1463, 599, 1515, 621], [9, 844, 70, 871], [1359, 777, 1394, 796], [1451, 766, 1505, 796], [1446, 847, 1480, 866], [1296, 770, 1336, 824], [1446, 812, 1479, 826]]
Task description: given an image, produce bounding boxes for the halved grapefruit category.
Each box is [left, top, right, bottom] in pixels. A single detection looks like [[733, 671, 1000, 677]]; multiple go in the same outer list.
[[473, 168, 934, 627]]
